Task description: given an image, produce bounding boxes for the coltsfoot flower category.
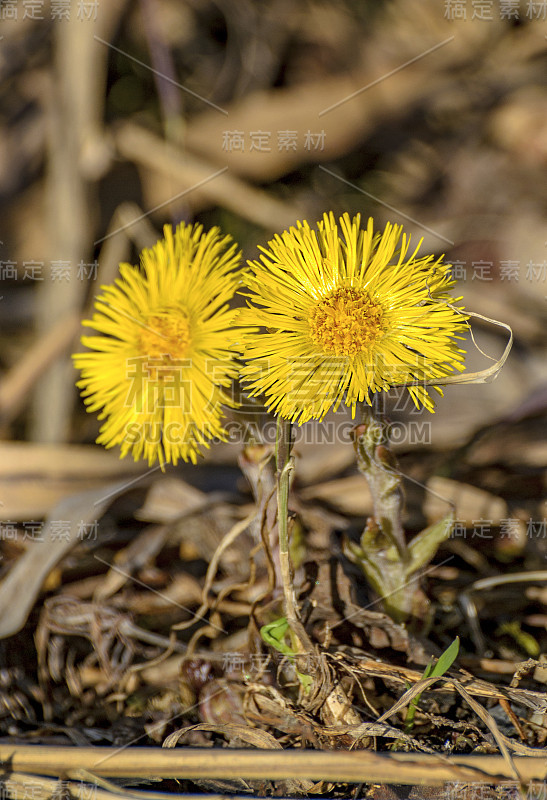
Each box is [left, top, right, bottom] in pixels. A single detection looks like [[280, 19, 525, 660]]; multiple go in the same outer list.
[[239, 212, 467, 422], [74, 222, 244, 467]]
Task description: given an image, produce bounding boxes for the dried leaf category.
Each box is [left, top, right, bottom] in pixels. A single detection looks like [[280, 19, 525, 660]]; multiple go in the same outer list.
[[0, 481, 131, 638]]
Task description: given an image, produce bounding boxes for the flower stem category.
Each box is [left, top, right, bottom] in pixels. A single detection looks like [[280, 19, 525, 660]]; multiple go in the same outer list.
[[358, 403, 408, 561], [275, 417, 311, 652], [344, 404, 412, 623]]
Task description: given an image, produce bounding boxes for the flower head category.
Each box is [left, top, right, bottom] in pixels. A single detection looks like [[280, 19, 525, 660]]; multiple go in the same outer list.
[[239, 212, 467, 422], [74, 222, 243, 466]]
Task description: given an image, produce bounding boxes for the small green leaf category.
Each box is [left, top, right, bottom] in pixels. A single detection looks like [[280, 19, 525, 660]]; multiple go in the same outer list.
[[430, 635, 460, 678], [404, 637, 459, 734], [408, 513, 454, 573], [260, 617, 313, 693], [260, 617, 292, 657]]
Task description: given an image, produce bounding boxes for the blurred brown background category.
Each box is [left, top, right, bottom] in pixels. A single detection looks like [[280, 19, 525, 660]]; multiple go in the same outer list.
[[1, 4, 547, 765], [0, 0, 546, 469]]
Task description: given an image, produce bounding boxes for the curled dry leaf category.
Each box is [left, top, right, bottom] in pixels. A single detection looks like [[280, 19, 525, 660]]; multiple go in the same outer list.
[[163, 721, 315, 795], [0, 480, 133, 639], [135, 476, 208, 523]]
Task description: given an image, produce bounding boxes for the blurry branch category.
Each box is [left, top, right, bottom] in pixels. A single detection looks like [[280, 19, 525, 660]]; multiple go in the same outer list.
[[30, 0, 130, 443], [183, 64, 449, 183], [139, 0, 185, 148], [138, 0, 187, 222], [0, 744, 546, 785], [0, 313, 80, 431], [0, 442, 145, 520], [68, 0, 132, 182], [0, 441, 144, 481], [0, 205, 157, 432], [114, 122, 300, 231], [92, 202, 160, 289], [31, 28, 89, 443]]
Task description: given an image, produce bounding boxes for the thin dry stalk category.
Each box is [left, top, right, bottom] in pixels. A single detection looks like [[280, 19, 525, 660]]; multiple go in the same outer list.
[[171, 506, 258, 633], [114, 122, 300, 231], [0, 745, 545, 786]]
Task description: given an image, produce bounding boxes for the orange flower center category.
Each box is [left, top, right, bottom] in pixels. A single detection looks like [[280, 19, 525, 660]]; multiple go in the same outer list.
[[308, 287, 384, 356], [137, 312, 191, 378]]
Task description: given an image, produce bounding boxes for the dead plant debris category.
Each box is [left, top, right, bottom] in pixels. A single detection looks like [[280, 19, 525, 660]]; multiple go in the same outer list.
[[1, 1, 547, 798]]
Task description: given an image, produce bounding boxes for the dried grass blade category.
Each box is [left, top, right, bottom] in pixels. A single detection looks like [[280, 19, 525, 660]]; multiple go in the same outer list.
[[171, 506, 258, 632]]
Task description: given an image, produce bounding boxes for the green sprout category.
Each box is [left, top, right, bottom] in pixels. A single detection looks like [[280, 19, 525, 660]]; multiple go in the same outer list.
[[405, 636, 460, 734], [260, 617, 313, 694]]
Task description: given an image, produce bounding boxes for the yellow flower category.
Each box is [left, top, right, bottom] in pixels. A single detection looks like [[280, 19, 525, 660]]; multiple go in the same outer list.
[[239, 212, 467, 422], [74, 222, 243, 467]]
